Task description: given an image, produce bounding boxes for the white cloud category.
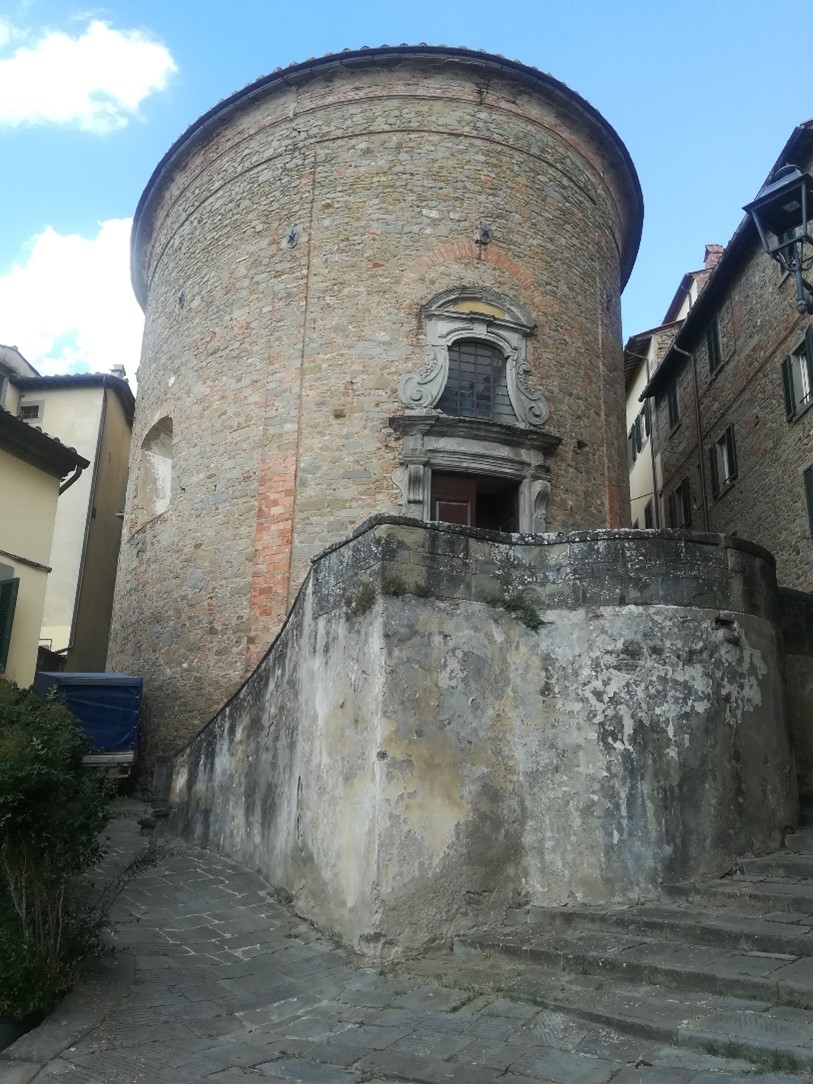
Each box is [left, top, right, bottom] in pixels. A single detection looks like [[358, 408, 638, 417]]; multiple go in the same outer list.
[[0, 19, 177, 133], [0, 219, 143, 381]]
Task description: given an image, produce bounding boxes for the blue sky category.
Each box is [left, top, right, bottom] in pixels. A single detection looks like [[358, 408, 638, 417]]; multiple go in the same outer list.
[[0, 0, 808, 379]]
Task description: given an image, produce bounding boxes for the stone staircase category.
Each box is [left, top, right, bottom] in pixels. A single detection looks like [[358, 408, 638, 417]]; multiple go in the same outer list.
[[449, 821, 813, 1069]]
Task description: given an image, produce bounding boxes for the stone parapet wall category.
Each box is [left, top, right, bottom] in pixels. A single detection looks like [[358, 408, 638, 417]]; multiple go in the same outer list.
[[170, 521, 797, 955]]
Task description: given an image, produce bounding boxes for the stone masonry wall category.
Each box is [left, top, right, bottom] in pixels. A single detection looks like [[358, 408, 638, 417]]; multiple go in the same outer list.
[[109, 49, 643, 768], [654, 144, 813, 591], [170, 520, 797, 956]]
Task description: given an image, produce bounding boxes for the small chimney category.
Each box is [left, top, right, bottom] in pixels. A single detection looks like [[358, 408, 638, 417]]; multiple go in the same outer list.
[[704, 244, 724, 269], [110, 364, 128, 381]]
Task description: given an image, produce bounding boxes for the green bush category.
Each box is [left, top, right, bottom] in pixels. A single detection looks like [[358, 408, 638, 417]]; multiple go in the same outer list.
[[0, 681, 114, 1020]]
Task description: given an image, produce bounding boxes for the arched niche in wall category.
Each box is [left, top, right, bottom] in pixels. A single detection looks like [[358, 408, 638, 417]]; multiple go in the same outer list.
[[134, 416, 173, 530]]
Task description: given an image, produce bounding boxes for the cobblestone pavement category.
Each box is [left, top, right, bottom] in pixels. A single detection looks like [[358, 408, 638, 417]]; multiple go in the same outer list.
[[1, 805, 806, 1084]]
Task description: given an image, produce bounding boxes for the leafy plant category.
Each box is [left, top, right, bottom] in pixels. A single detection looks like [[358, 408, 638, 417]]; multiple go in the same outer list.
[[0, 681, 116, 1020]]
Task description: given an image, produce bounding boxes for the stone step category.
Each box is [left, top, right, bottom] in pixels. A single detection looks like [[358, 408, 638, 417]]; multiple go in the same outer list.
[[454, 925, 813, 1008], [533, 902, 813, 957], [783, 825, 813, 852], [441, 825, 813, 1069], [664, 876, 813, 915], [739, 852, 813, 878], [406, 950, 813, 1071]]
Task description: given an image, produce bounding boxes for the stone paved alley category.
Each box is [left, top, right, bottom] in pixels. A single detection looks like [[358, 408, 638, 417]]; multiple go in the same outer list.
[[1, 804, 807, 1084]]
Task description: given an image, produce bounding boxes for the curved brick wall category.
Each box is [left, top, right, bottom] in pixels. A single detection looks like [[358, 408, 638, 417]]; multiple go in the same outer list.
[[108, 47, 643, 766]]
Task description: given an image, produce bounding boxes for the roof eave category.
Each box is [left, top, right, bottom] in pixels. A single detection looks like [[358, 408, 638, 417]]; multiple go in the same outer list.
[[14, 373, 136, 424], [0, 410, 90, 478]]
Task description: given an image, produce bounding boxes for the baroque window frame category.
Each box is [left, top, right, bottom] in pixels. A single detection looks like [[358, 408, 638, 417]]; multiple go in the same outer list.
[[397, 287, 549, 428], [391, 288, 559, 534]]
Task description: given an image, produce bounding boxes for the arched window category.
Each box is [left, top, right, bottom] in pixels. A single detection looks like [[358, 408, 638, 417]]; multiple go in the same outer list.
[[397, 287, 548, 429], [437, 339, 516, 425]]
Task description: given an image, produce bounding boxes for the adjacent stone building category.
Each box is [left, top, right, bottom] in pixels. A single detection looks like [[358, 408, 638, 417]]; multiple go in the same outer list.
[[109, 45, 644, 767], [639, 121, 813, 792], [624, 247, 723, 530], [641, 122, 813, 590]]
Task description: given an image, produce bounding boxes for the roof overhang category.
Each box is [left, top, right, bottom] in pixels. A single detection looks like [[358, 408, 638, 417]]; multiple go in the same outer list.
[[623, 319, 681, 391], [0, 409, 90, 478]]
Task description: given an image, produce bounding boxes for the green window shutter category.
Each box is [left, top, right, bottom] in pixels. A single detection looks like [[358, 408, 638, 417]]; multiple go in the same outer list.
[[709, 446, 719, 498], [804, 465, 813, 535], [726, 426, 738, 481], [806, 326, 813, 392], [0, 577, 20, 672], [782, 355, 795, 418]]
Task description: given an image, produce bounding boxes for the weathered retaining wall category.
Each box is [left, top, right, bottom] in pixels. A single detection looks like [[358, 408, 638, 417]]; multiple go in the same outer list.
[[779, 588, 813, 796], [171, 520, 797, 955]]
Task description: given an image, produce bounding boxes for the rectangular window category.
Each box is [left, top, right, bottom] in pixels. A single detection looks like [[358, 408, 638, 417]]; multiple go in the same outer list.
[[710, 425, 738, 498], [782, 327, 813, 420], [19, 403, 40, 421], [668, 479, 691, 528], [805, 464, 813, 535], [644, 500, 654, 529], [707, 318, 722, 375], [642, 400, 651, 440], [666, 382, 679, 429]]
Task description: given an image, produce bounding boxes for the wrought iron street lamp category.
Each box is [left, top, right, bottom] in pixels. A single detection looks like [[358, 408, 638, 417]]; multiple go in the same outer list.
[[744, 164, 813, 315]]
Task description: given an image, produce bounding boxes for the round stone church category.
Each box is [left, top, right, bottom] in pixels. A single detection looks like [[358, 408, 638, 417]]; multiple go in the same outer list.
[[109, 46, 644, 766]]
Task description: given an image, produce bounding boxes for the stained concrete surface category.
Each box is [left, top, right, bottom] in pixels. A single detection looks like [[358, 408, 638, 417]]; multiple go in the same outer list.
[[1, 803, 807, 1084], [171, 522, 796, 955]]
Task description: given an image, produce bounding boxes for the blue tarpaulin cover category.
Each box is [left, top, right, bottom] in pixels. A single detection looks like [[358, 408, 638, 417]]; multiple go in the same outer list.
[[34, 672, 142, 754]]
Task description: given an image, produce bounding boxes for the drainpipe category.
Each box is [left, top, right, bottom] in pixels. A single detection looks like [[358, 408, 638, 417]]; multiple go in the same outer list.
[[671, 345, 709, 531], [59, 464, 85, 495]]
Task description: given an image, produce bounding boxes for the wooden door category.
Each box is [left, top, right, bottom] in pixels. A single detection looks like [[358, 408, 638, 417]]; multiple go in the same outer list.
[[430, 474, 477, 526]]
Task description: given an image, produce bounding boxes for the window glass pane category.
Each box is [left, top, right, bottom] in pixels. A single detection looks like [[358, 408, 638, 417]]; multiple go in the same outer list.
[[793, 347, 812, 409], [438, 339, 515, 424]]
